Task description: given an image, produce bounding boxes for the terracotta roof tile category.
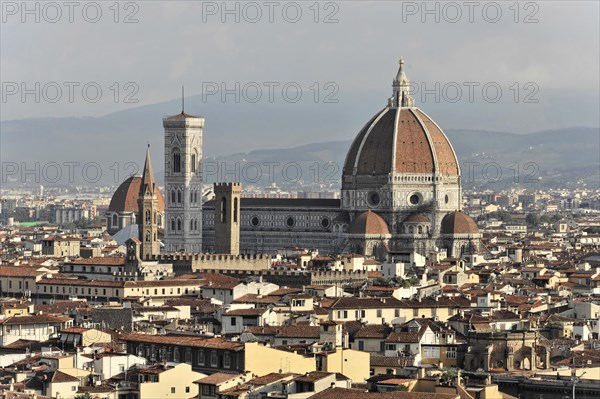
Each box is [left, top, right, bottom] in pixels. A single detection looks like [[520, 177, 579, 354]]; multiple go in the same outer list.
[[441, 211, 480, 235], [0, 315, 71, 325], [309, 387, 458, 399], [121, 333, 244, 351], [275, 325, 320, 338], [64, 257, 125, 266], [347, 211, 390, 235]]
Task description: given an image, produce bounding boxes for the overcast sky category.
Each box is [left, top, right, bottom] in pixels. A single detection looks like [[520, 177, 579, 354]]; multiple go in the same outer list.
[[1, 1, 599, 133]]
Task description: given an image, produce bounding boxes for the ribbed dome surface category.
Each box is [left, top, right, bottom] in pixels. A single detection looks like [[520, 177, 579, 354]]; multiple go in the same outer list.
[[440, 211, 480, 235], [347, 211, 390, 235], [343, 107, 459, 177], [108, 176, 164, 213]]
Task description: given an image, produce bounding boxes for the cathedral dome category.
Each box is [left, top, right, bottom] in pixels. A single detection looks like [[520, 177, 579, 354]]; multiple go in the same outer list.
[[347, 211, 390, 235], [440, 211, 480, 235], [343, 59, 459, 178], [108, 176, 165, 213]]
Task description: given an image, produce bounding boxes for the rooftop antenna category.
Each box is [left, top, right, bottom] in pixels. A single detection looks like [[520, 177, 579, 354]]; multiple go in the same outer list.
[[181, 86, 185, 114]]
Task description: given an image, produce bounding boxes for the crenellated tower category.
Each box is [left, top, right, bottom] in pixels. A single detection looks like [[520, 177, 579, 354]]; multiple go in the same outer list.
[[213, 182, 241, 255]]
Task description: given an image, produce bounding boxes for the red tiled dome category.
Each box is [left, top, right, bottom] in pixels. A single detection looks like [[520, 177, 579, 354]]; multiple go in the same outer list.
[[108, 176, 164, 213], [343, 107, 459, 177], [441, 211, 479, 235], [347, 211, 390, 235]]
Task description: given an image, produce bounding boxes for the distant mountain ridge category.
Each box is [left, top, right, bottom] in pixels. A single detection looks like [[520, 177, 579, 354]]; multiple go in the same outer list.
[[1, 93, 598, 188], [209, 126, 599, 189]]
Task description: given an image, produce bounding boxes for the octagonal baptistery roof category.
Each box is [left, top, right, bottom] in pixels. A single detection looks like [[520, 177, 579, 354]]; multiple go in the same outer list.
[[343, 59, 460, 181]]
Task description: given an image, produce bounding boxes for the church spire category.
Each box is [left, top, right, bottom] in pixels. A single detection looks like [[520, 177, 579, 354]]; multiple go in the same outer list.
[[141, 144, 156, 196], [389, 57, 415, 108], [138, 144, 160, 259]]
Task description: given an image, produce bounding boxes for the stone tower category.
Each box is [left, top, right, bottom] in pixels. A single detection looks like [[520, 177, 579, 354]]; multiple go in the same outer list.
[[163, 111, 204, 253], [138, 146, 161, 258], [213, 182, 241, 255]]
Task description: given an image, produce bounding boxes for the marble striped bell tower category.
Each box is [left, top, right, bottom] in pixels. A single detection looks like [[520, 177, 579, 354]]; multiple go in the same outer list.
[[163, 103, 204, 253]]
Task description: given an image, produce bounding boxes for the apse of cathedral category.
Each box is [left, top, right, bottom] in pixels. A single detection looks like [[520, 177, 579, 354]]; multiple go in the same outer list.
[[111, 59, 482, 260]]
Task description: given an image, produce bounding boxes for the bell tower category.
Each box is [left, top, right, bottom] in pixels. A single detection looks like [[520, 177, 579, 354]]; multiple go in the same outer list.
[[163, 107, 204, 253], [138, 145, 161, 258]]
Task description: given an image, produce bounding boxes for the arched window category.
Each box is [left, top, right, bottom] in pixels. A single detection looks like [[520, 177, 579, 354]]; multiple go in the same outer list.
[[233, 198, 238, 223], [111, 214, 117, 227], [220, 197, 227, 223], [409, 226, 414, 234], [177, 218, 182, 231], [173, 150, 181, 173], [190, 219, 194, 230], [177, 190, 182, 203], [145, 210, 151, 223], [191, 153, 196, 173], [171, 218, 176, 231], [145, 231, 150, 242], [171, 190, 176, 204], [418, 226, 423, 234], [194, 219, 198, 230], [154, 211, 157, 224]]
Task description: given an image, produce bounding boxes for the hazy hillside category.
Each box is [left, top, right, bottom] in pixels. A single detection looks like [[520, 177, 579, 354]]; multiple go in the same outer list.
[[1, 93, 598, 189], [208, 127, 600, 190]]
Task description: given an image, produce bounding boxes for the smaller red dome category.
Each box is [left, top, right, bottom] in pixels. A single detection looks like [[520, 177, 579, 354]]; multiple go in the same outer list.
[[108, 176, 164, 213], [441, 211, 479, 235], [347, 211, 390, 235]]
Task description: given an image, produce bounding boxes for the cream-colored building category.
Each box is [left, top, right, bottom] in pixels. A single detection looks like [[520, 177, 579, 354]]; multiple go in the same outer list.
[[315, 348, 370, 383], [60, 327, 113, 347], [138, 363, 206, 399], [41, 236, 81, 257], [244, 342, 315, 375], [0, 314, 72, 346], [328, 297, 469, 325]]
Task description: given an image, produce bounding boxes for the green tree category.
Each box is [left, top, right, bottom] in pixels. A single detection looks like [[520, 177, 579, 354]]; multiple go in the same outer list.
[[526, 213, 540, 226], [373, 277, 392, 287], [440, 368, 458, 385]]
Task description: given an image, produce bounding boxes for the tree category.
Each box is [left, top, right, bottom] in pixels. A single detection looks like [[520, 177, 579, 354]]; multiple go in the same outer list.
[[408, 276, 421, 286], [373, 277, 393, 287], [526, 213, 540, 226], [440, 368, 458, 385]]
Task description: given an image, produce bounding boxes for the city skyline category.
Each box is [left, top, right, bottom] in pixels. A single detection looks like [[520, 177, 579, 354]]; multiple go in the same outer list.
[[1, 4, 600, 399]]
